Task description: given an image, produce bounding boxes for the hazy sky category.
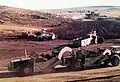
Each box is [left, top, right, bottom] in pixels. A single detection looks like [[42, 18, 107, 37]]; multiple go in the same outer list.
[[0, 0, 120, 10]]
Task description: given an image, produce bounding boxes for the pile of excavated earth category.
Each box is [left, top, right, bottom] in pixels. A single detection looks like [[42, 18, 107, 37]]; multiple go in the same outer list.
[[0, 5, 120, 40]]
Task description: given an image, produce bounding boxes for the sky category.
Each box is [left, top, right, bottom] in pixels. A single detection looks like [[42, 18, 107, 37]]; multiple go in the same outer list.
[[0, 0, 120, 10]]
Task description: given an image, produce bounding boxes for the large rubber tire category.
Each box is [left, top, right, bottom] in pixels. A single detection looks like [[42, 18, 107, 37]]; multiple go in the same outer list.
[[22, 66, 33, 75], [97, 37, 104, 44], [111, 55, 120, 66], [70, 59, 83, 71]]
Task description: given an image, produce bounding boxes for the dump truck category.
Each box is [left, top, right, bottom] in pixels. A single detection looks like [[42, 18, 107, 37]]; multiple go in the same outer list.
[[8, 46, 120, 75]]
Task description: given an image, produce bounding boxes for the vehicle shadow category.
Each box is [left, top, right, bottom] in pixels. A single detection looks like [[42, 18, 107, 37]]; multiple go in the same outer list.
[[0, 72, 16, 78], [0, 65, 119, 78]]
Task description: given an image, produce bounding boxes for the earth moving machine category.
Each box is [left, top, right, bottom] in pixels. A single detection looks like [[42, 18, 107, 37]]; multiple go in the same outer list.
[[18, 31, 56, 41], [8, 46, 120, 75], [72, 30, 104, 47]]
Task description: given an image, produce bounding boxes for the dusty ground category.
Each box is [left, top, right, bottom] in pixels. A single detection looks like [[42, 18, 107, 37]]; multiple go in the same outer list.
[[0, 66, 120, 82], [0, 39, 120, 82], [0, 40, 68, 71], [0, 5, 120, 82]]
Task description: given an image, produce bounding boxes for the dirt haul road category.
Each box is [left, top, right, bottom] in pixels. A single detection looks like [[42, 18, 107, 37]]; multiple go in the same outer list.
[[0, 39, 120, 82], [0, 66, 120, 82]]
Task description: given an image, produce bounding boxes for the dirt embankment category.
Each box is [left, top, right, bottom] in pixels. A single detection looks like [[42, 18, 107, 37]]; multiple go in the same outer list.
[[0, 5, 72, 38], [53, 20, 120, 39], [0, 6, 71, 28], [0, 5, 120, 40]]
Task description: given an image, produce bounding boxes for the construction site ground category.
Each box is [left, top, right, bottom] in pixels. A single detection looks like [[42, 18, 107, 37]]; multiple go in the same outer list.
[[0, 39, 120, 82]]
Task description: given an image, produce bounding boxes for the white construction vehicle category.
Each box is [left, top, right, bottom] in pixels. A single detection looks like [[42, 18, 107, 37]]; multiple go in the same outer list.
[[73, 30, 104, 47]]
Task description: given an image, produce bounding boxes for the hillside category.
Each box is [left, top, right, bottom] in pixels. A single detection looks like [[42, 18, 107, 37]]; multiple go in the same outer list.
[[42, 6, 120, 17], [1, 6, 120, 82], [0, 5, 120, 40], [0, 5, 71, 27], [42, 6, 120, 12], [0, 5, 72, 38]]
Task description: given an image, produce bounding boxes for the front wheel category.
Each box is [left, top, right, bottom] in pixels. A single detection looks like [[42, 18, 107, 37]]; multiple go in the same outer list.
[[111, 55, 120, 66], [70, 59, 83, 71], [21, 66, 33, 75], [97, 37, 104, 44]]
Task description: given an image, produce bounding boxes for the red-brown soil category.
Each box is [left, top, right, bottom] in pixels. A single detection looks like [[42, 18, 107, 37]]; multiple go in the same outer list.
[[1, 5, 120, 40], [0, 39, 119, 71], [0, 40, 68, 71], [0, 5, 120, 82], [0, 39, 120, 82], [1, 6, 119, 71]]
